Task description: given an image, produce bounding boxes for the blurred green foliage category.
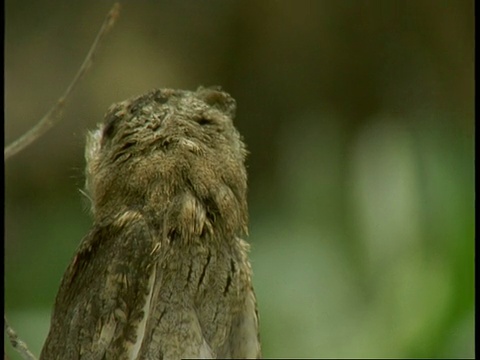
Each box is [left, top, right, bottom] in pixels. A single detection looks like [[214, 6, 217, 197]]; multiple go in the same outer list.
[[5, 1, 474, 358]]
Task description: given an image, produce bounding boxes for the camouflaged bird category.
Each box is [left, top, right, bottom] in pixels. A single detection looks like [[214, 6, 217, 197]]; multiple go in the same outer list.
[[40, 87, 261, 360]]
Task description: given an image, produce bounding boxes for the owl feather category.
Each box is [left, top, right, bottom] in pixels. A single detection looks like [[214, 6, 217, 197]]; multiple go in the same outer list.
[[40, 87, 261, 360]]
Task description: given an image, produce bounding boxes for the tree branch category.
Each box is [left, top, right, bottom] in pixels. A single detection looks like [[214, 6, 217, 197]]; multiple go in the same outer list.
[[4, 2, 121, 161], [5, 4, 122, 359], [4, 317, 37, 360]]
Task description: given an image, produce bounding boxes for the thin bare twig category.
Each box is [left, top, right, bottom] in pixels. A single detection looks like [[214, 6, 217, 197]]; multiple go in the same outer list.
[[4, 317, 37, 360], [4, 3, 121, 160]]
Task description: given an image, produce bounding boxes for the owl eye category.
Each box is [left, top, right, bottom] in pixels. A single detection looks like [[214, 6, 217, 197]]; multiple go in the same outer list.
[[196, 118, 212, 126], [103, 120, 115, 138], [102, 113, 122, 140]]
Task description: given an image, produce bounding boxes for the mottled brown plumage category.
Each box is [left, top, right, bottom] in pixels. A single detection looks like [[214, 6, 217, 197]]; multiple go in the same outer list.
[[40, 87, 261, 360]]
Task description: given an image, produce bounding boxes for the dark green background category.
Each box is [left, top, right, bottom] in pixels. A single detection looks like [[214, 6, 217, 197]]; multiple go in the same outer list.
[[5, 1, 474, 358]]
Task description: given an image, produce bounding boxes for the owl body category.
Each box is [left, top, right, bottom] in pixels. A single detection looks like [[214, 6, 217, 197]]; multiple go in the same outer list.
[[40, 88, 261, 360]]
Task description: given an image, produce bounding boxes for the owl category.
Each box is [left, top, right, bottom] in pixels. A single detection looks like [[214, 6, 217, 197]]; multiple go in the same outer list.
[[40, 87, 261, 360]]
